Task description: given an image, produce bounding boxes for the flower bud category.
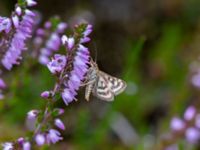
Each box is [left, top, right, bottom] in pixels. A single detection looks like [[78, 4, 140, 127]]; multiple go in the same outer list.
[[27, 110, 39, 119], [41, 91, 50, 99], [55, 119, 65, 130], [184, 106, 196, 121], [170, 117, 185, 131], [26, 0, 37, 6], [15, 7, 22, 16], [23, 142, 31, 150], [185, 127, 200, 144], [44, 21, 51, 29], [35, 134, 45, 146], [17, 137, 25, 147]]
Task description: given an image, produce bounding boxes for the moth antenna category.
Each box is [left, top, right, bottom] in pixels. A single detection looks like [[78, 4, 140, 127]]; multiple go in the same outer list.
[[89, 42, 98, 67], [92, 42, 98, 63]]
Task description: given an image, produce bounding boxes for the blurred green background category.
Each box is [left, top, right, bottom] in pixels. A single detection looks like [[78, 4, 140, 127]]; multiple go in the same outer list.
[[1, 0, 200, 149]]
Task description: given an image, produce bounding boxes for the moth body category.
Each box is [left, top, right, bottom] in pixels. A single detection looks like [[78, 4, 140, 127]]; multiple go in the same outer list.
[[85, 59, 127, 101]]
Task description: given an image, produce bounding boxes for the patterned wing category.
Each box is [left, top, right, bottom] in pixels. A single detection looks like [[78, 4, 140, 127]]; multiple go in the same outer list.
[[99, 71, 127, 95], [93, 75, 114, 101]]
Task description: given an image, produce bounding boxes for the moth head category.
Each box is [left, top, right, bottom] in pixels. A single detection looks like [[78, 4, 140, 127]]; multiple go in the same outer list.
[[89, 57, 98, 69]]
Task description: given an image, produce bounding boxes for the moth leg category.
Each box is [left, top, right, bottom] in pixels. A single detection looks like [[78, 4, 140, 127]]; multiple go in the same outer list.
[[80, 80, 95, 87], [85, 83, 94, 101]]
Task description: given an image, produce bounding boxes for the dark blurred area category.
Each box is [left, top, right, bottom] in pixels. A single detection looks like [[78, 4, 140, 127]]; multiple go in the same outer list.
[[1, 0, 200, 149]]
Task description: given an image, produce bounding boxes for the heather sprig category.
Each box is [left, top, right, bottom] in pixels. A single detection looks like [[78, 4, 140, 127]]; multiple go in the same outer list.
[[1, 23, 93, 149], [0, 0, 37, 103], [0, 1, 99, 149], [49, 23, 92, 105], [0, 0, 36, 70], [161, 106, 200, 149], [30, 23, 92, 147]]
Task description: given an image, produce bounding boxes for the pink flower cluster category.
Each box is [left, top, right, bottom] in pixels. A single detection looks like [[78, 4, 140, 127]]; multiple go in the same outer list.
[[164, 106, 200, 149], [0, 1, 37, 70], [47, 24, 93, 105]]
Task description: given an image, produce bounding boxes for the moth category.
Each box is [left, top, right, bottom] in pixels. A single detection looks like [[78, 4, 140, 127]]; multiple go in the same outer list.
[[84, 58, 127, 101]]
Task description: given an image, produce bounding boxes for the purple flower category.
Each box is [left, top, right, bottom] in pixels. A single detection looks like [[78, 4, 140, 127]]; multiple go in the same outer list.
[[46, 129, 63, 144], [15, 7, 22, 16], [25, 9, 35, 17], [41, 91, 50, 99], [35, 134, 45, 146], [61, 88, 75, 105], [2, 142, 13, 150], [55, 119, 65, 130], [12, 15, 19, 28], [69, 45, 89, 82], [47, 54, 66, 74], [195, 114, 200, 128], [46, 34, 61, 51], [2, 10, 35, 70], [0, 17, 11, 33], [17, 137, 25, 147], [80, 24, 92, 44], [22, 142, 31, 150], [184, 106, 196, 121], [60, 24, 92, 105], [170, 117, 185, 131], [26, 110, 38, 130], [27, 110, 39, 119], [36, 28, 45, 36], [83, 25, 92, 37], [191, 72, 200, 88], [44, 21, 52, 29], [57, 22, 67, 33], [39, 55, 50, 65], [185, 127, 200, 144]]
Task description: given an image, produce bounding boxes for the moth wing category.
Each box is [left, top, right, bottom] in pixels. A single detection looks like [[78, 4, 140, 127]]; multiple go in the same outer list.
[[99, 71, 127, 95], [93, 75, 114, 101]]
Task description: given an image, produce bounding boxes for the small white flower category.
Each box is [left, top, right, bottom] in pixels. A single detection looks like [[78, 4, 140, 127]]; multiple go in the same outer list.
[[2, 142, 13, 150], [15, 7, 22, 16], [61, 35, 68, 45], [26, 0, 37, 6], [61, 35, 75, 50]]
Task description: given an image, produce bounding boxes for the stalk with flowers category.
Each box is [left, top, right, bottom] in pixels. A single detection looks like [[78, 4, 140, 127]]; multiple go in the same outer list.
[[0, 0, 94, 149], [2, 0, 200, 150]]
